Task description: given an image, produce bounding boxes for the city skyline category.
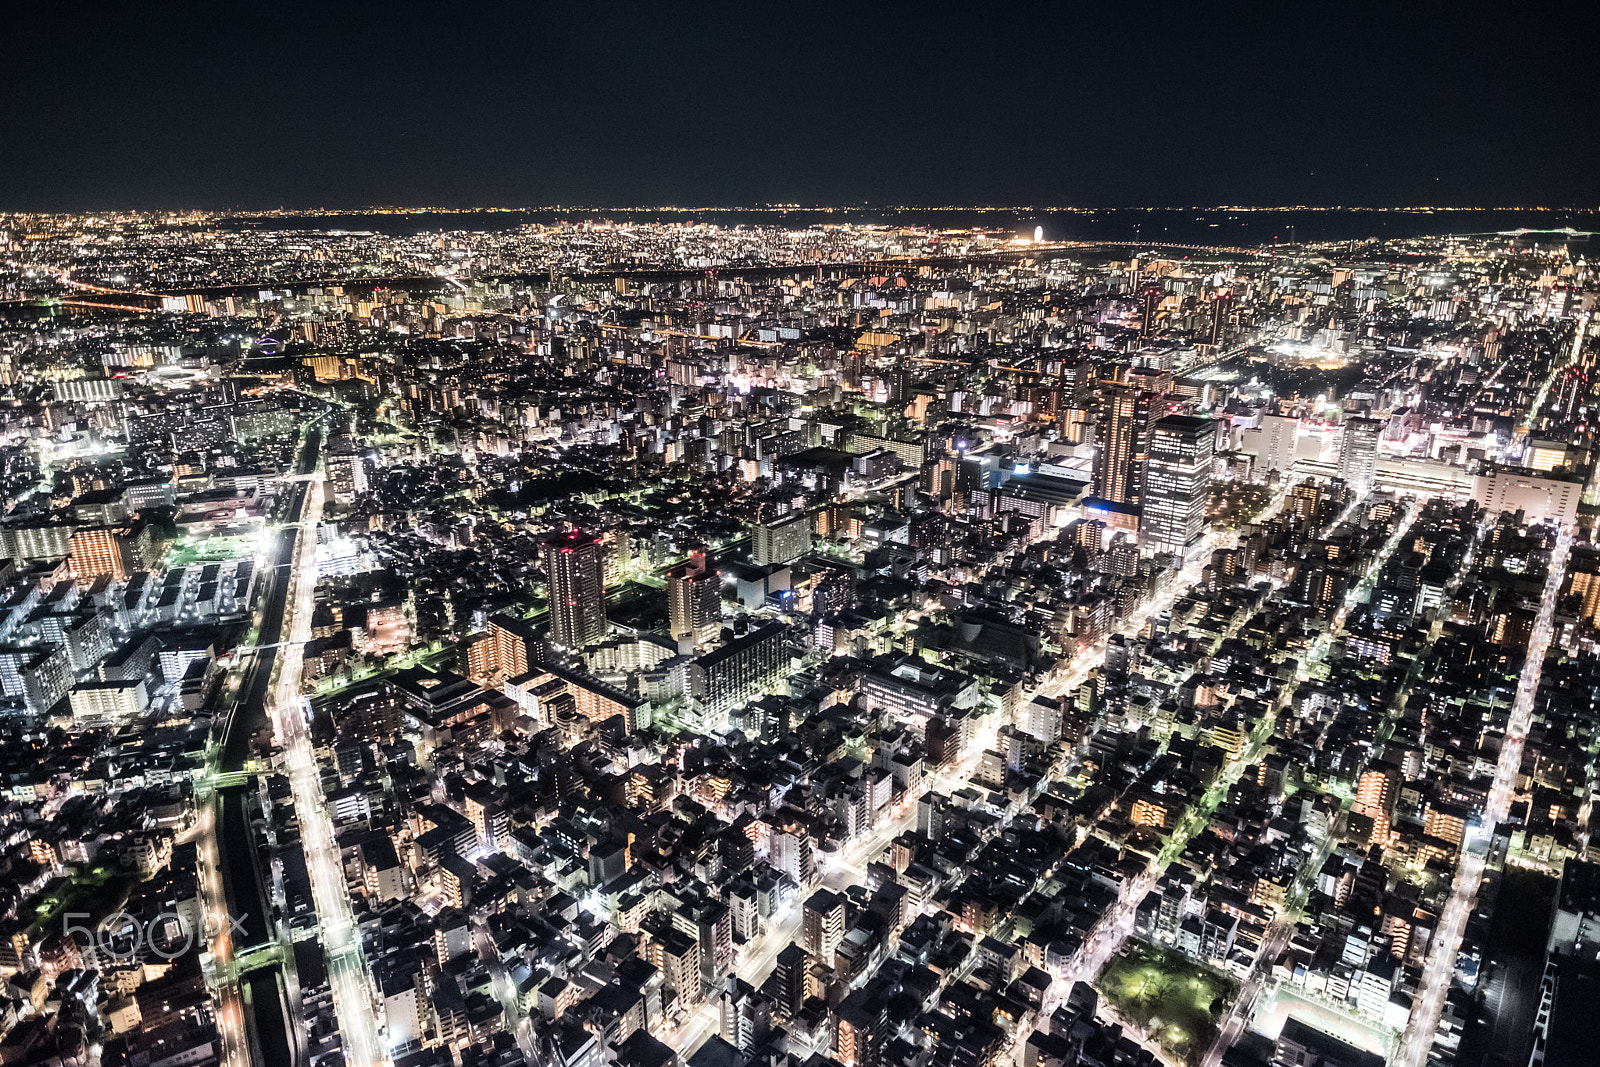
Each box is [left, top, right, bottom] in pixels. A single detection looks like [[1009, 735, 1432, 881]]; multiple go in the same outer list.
[[1, 205, 1597, 1067], [2, 5, 1599, 1066]]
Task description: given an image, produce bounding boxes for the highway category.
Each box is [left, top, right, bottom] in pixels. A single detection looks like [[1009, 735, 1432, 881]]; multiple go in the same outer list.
[[267, 456, 389, 1067], [194, 800, 250, 1067], [199, 465, 313, 1067], [1393, 528, 1572, 1067]]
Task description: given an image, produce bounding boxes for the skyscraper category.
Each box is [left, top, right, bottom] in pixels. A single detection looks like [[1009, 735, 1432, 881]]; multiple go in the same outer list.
[[542, 529, 606, 650], [1139, 286, 1161, 337], [1339, 417, 1381, 497], [1093, 384, 1157, 506], [1208, 292, 1231, 347], [1139, 414, 1215, 559], [668, 550, 721, 650]]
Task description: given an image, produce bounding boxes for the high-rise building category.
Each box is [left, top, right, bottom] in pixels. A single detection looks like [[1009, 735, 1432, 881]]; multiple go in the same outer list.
[[1139, 414, 1215, 559], [668, 550, 722, 650], [802, 888, 846, 961], [1208, 292, 1232, 347], [890, 364, 913, 407], [326, 448, 368, 502], [752, 514, 812, 566], [1246, 413, 1300, 475], [0, 646, 72, 715], [1092, 384, 1157, 506], [543, 530, 607, 650], [655, 930, 704, 1005], [718, 977, 773, 1054], [0, 524, 73, 562], [835, 988, 890, 1067], [465, 613, 537, 682], [1339, 417, 1381, 497], [771, 942, 809, 1018], [769, 823, 816, 888], [1288, 482, 1322, 525], [378, 966, 426, 1051], [1139, 286, 1161, 336], [1354, 764, 1400, 844], [688, 622, 787, 723]]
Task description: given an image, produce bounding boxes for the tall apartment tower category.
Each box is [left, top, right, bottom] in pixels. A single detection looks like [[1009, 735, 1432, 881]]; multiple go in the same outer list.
[[668, 550, 721, 650], [752, 513, 812, 566], [1139, 414, 1215, 560], [802, 888, 846, 961], [542, 529, 607, 650], [718, 977, 773, 1054], [466, 613, 538, 683], [1093, 384, 1157, 506], [1354, 763, 1401, 845], [1208, 292, 1231, 347], [1139, 286, 1161, 336], [1339, 417, 1381, 497], [326, 447, 368, 502]]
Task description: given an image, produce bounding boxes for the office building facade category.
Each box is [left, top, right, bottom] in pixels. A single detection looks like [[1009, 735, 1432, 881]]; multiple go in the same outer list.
[[1139, 414, 1215, 559], [1339, 417, 1381, 497]]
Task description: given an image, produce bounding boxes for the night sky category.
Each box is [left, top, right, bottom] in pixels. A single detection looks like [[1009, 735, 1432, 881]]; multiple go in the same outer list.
[[3, 1, 1594, 211]]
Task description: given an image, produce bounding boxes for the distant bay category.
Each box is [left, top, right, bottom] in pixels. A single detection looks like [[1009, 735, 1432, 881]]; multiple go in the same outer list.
[[212, 206, 1600, 247]]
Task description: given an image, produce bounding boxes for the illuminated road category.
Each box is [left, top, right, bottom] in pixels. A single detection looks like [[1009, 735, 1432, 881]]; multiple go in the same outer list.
[[1207, 509, 1482, 1066], [194, 799, 249, 1067], [1200, 833, 1333, 1067], [198, 482, 313, 1067], [474, 925, 538, 1060], [1394, 528, 1571, 1067], [673, 490, 1304, 1060], [1519, 312, 1588, 434], [1057, 498, 1416, 1060], [268, 467, 389, 1067]]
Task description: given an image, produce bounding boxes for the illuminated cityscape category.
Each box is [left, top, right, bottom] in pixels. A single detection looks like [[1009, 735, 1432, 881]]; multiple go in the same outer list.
[[0, 205, 1597, 1067], [1, 6, 1599, 1067]]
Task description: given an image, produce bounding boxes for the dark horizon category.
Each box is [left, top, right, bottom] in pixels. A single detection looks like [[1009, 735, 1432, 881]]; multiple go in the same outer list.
[[4, 1, 1595, 213]]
